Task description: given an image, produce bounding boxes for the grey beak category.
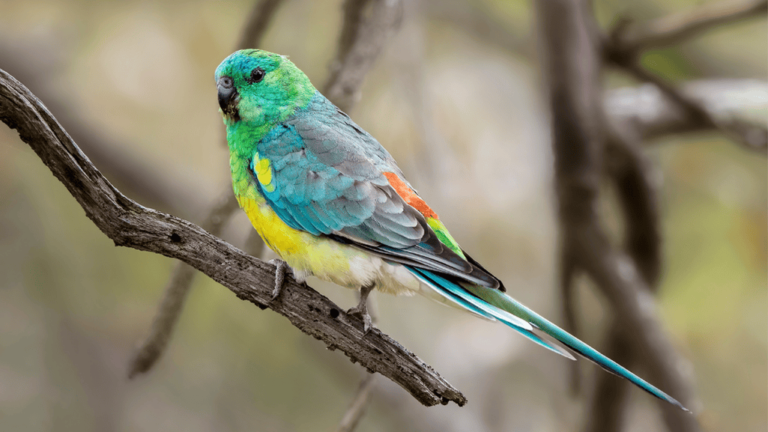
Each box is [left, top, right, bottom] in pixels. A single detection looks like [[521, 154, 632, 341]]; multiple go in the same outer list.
[[217, 76, 237, 111]]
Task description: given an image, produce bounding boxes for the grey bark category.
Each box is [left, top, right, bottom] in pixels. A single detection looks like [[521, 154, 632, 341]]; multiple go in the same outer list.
[[0, 68, 466, 408]]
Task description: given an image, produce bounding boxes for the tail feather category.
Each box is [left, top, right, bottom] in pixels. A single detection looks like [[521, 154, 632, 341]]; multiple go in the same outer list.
[[410, 268, 576, 360], [410, 266, 689, 412], [464, 284, 689, 412]]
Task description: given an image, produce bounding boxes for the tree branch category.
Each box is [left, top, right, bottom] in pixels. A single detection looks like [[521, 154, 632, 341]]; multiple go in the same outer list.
[[336, 373, 377, 432], [235, 0, 287, 50], [0, 67, 466, 407], [602, 0, 768, 154], [614, 0, 768, 53], [574, 232, 698, 430], [323, 0, 404, 111], [419, 0, 531, 57], [607, 129, 663, 287], [127, 0, 285, 378], [333, 0, 373, 67], [615, 61, 767, 154], [335, 294, 379, 432], [535, 0, 699, 430], [127, 192, 240, 378], [583, 123, 665, 432], [582, 323, 634, 432], [606, 79, 768, 142]]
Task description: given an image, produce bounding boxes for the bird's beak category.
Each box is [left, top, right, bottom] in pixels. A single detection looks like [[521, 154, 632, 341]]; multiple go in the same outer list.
[[217, 76, 238, 117]]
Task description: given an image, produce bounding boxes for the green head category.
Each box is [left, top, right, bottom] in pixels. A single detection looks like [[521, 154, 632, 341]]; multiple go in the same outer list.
[[215, 50, 315, 144]]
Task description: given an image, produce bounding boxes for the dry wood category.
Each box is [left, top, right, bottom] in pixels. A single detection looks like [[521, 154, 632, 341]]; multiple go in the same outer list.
[[0, 67, 466, 408]]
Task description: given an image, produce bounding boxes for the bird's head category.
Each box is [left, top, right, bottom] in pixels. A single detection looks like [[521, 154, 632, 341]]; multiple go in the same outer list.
[[215, 49, 315, 128]]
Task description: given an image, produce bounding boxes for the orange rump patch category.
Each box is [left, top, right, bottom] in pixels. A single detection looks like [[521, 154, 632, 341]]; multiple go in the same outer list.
[[383, 172, 439, 219]]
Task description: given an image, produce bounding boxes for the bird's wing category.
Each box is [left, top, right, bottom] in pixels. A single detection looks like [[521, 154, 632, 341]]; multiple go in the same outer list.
[[253, 93, 502, 289]]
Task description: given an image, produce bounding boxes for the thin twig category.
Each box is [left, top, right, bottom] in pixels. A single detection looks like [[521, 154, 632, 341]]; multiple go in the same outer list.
[[605, 79, 768, 141], [235, 0, 287, 50], [602, 0, 768, 154], [327, 0, 373, 82], [127, 192, 239, 378], [615, 0, 768, 53], [620, 61, 767, 153], [336, 373, 377, 432], [323, 0, 404, 111], [420, 0, 531, 57], [0, 67, 467, 407], [128, 0, 286, 378], [335, 294, 379, 432]]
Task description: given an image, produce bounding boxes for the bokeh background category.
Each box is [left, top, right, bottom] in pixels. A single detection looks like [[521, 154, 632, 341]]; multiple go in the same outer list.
[[0, 0, 765, 431]]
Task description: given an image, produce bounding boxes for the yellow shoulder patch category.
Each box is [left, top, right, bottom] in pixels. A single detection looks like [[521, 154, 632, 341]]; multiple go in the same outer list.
[[253, 152, 276, 193]]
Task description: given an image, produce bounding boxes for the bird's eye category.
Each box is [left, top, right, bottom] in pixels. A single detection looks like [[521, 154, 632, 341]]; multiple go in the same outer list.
[[249, 67, 266, 83]]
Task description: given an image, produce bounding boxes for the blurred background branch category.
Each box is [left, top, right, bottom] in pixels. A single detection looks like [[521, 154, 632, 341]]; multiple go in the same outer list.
[[127, 0, 285, 380], [604, 0, 768, 154], [323, 0, 404, 111], [606, 79, 768, 140], [535, 0, 699, 431], [127, 190, 241, 378], [236, 0, 288, 51], [334, 293, 379, 432], [612, 0, 767, 53]]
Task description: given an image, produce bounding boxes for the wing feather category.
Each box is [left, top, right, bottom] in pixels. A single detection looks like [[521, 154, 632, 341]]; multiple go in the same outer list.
[[254, 92, 501, 289]]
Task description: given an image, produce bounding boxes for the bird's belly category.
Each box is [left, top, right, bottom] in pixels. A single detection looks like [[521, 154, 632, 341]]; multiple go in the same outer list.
[[236, 192, 421, 295]]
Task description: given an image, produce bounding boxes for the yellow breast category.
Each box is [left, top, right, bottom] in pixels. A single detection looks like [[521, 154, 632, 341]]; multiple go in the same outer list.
[[235, 186, 368, 288]]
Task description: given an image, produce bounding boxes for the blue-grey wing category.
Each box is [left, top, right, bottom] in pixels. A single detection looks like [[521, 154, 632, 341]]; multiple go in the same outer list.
[[254, 92, 499, 288]]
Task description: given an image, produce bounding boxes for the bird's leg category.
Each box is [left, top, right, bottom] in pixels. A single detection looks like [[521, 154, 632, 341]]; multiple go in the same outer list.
[[268, 258, 288, 301], [347, 283, 375, 334]]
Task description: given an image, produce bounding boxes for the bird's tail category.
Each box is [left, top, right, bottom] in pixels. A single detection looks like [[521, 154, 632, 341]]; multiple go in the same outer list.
[[408, 266, 689, 412]]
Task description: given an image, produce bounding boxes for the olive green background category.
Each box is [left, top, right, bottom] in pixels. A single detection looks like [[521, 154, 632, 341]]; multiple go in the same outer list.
[[0, 0, 765, 431]]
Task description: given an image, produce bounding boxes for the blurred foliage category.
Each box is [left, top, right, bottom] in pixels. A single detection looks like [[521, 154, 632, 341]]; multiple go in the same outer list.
[[0, 0, 765, 431]]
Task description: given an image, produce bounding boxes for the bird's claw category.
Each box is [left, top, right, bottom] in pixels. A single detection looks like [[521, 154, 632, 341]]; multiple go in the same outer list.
[[268, 258, 287, 301], [348, 283, 375, 334], [347, 305, 373, 334]]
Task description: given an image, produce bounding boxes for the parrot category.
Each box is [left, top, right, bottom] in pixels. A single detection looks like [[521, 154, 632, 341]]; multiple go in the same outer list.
[[214, 49, 688, 411]]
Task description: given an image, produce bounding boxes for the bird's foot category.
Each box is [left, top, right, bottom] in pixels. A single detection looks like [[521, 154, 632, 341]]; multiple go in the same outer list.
[[347, 305, 373, 334], [268, 258, 287, 301], [347, 283, 375, 334]]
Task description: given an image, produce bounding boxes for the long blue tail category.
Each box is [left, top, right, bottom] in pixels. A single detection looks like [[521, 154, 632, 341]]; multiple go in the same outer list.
[[409, 267, 689, 412]]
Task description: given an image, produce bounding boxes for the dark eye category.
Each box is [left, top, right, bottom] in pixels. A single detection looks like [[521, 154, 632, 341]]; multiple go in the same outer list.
[[249, 67, 265, 83]]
